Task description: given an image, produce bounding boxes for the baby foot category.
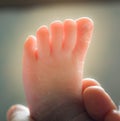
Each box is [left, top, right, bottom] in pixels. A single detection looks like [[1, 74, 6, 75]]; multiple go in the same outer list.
[[23, 18, 93, 121]]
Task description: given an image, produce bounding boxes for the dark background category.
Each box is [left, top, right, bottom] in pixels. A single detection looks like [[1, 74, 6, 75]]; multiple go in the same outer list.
[[0, 0, 119, 7], [0, 1, 120, 121]]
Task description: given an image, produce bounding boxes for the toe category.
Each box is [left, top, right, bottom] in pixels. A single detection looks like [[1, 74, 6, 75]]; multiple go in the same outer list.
[[74, 17, 94, 61], [83, 86, 117, 121], [50, 21, 63, 55], [36, 25, 50, 58], [63, 19, 77, 53], [24, 35, 36, 59]]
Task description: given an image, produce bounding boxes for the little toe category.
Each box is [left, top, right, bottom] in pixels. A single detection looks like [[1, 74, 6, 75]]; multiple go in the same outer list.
[[36, 25, 50, 58], [74, 17, 94, 61], [24, 35, 36, 60], [63, 19, 76, 53], [50, 21, 63, 55]]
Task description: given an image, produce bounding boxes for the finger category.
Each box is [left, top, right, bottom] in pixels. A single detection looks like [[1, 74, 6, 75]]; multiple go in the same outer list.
[[7, 104, 33, 121], [83, 86, 117, 121], [105, 110, 120, 121], [82, 78, 101, 94]]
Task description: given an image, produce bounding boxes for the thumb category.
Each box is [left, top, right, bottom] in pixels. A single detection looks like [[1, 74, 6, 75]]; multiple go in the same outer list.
[[83, 86, 119, 121]]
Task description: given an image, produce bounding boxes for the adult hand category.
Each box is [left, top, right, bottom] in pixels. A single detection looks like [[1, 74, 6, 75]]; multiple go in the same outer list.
[[7, 78, 120, 121]]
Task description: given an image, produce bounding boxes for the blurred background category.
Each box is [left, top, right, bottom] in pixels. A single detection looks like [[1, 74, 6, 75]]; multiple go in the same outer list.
[[0, 0, 120, 121]]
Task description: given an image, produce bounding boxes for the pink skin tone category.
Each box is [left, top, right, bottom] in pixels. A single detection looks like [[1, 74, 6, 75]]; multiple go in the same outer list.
[[7, 79, 120, 121], [23, 18, 93, 121], [7, 18, 120, 121]]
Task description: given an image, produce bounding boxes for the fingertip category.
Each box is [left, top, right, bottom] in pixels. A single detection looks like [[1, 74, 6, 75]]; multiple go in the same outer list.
[[83, 86, 117, 120], [82, 78, 100, 93], [105, 110, 120, 121]]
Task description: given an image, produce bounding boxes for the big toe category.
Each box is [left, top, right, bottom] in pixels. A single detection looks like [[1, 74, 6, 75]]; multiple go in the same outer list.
[[74, 17, 94, 61]]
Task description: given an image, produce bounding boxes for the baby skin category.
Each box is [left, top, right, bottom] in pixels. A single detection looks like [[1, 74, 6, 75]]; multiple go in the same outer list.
[[23, 18, 94, 121], [7, 18, 120, 121]]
